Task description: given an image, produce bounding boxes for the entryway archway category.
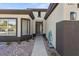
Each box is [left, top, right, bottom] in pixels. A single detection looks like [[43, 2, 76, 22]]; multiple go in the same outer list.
[[36, 22, 43, 35]]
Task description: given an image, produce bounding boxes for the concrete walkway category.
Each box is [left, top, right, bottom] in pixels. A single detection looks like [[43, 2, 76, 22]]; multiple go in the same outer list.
[[31, 36, 47, 56]]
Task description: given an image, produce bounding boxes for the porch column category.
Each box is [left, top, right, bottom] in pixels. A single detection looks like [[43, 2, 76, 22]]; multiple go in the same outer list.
[[17, 18, 21, 37]]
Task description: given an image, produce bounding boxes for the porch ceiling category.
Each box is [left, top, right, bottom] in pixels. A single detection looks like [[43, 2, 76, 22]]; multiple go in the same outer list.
[[0, 9, 35, 19], [27, 8, 48, 20]]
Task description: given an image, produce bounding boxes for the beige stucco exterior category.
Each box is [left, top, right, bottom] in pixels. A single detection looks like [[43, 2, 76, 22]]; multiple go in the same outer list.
[[1, 4, 79, 45], [0, 11, 46, 38], [0, 14, 32, 37], [32, 11, 46, 34], [64, 4, 78, 20], [46, 3, 79, 48], [46, 4, 64, 48]]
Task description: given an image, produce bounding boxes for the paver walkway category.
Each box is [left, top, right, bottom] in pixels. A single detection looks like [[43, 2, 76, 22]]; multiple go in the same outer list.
[[31, 36, 47, 56]]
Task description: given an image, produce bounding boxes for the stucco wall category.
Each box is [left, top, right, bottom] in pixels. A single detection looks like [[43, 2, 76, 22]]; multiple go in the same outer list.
[[46, 3, 79, 48], [0, 14, 32, 37], [63, 4, 78, 20], [46, 4, 64, 48], [32, 11, 46, 34]]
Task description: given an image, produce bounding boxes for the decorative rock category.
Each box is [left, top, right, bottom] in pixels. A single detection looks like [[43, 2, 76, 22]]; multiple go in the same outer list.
[[0, 40, 34, 56]]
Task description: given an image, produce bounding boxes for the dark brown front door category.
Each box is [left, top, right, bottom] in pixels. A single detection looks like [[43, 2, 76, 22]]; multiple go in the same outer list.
[[36, 22, 43, 35]]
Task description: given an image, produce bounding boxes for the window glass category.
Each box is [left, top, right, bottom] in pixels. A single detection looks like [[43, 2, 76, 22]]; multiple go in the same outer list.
[[8, 19, 16, 36], [0, 18, 16, 36], [0, 19, 8, 36]]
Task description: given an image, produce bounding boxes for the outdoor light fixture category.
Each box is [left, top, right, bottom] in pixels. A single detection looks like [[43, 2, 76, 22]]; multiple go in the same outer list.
[[70, 12, 77, 20]]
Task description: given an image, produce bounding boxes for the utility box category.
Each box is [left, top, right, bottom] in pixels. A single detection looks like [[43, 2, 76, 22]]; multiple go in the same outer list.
[[56, 20, 79, 56]]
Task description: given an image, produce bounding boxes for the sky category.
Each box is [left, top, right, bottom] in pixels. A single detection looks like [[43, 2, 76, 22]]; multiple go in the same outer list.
[[0, 3, 49, 9]]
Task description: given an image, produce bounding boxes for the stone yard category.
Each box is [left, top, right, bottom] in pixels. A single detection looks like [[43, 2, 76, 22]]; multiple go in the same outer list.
[[43, 38, 60, 56], [0, 39, 35, 56], [0, 36, 60, 56]]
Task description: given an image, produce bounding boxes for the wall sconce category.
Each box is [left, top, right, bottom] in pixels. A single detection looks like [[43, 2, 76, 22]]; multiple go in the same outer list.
[[70, 12, 77, 20]]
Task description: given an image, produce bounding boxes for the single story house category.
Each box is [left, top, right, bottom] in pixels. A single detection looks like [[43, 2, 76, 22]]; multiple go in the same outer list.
[[0, 3, 79, 56], [45, 3, 79, 56], [0, 9, 47, 41]]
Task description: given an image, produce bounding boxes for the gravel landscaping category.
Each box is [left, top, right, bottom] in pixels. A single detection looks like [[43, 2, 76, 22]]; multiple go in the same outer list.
[[0, 39, 35, 56], [43, 38, 60, 56]]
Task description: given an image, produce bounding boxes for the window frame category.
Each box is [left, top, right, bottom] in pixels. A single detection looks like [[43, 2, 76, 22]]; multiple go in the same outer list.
[[21, 18, 30, 36], [0, 18, 17, 36]]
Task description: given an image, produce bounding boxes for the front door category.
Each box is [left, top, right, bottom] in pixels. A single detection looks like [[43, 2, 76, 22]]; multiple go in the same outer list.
[[36, 22, 43, 35]]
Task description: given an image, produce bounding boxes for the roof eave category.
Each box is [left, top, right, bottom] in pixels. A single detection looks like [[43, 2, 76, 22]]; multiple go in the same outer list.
[[29, 12, 35, 20], [0, 9, 35, 20], [27, 8, 47, 12], [44, 3, 59, 20]]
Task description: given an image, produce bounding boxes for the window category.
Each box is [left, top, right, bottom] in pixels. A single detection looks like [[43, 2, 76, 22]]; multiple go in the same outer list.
[[38, 11, 41, 17], [0, 18, 17, 36], [21, 19, 30, 36], [70, 12, 77, 20]]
